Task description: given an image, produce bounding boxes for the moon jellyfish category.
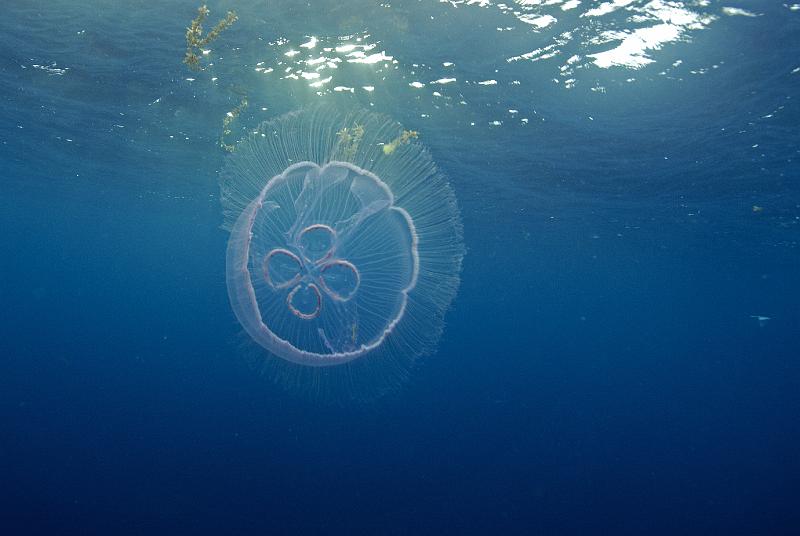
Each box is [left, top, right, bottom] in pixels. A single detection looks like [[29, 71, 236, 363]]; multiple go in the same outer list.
[[221, 106, 463, 398]]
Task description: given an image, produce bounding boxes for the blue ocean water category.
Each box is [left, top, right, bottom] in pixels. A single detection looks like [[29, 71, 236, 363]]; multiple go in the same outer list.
[[1, 0, 798, 533]]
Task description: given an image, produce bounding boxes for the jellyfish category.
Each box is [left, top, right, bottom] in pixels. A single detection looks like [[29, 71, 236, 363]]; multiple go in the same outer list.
[[220, 106, 464, 398]]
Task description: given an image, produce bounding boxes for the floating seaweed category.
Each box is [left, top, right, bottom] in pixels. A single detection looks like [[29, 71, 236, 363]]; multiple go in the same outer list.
[[220, 97, 248, 152], [335, 124, 365, 161], [382, 130, 418, 155], [183, 5, 238, 71]]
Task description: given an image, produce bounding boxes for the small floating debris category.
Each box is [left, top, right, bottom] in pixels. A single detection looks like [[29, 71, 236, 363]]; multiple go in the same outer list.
[[750, 315, 771, 327], [32, 62, 69, 76]]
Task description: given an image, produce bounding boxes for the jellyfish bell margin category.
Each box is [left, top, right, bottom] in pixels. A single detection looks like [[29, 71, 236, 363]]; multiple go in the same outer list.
[[220, 106, 464, 401]]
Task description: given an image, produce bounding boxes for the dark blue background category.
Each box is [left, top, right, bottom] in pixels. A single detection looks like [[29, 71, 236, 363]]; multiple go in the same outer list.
[[1, 1, 798, 533]]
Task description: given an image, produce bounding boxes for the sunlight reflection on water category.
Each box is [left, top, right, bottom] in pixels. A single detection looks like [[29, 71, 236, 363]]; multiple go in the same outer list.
[[204, 0, 772, 130]]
